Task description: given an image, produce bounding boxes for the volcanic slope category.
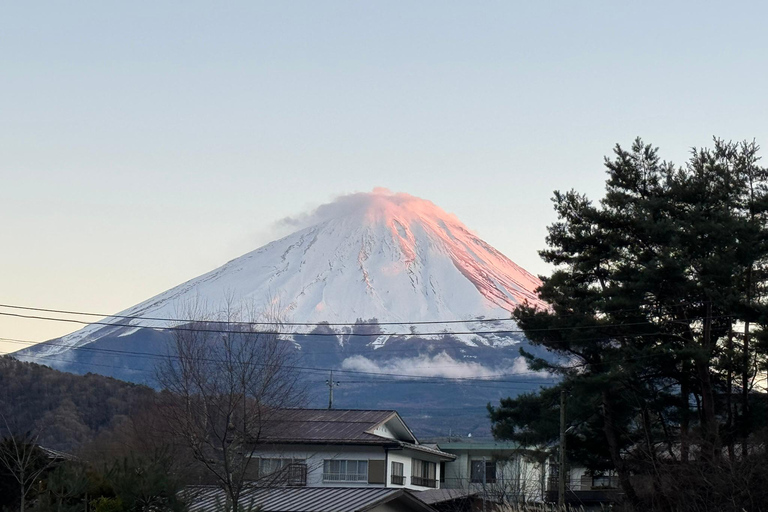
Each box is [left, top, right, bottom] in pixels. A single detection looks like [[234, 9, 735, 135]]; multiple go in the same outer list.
[[15, 190, 555, 435], [22, 189, 545, 360]]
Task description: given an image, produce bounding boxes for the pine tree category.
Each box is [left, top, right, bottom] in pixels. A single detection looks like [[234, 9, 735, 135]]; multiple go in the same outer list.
[[489, 138, 768, 510]]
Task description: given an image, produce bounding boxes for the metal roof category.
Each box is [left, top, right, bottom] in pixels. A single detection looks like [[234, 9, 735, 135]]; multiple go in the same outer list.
[[414, 489, 479, 505], [399, 442, 456, 461], [435, 441, 521, 451], [257, 409, 400, 444], [251, 409, 455, 461], [184, 486, 436, 512], [38, 446, 78, 461]]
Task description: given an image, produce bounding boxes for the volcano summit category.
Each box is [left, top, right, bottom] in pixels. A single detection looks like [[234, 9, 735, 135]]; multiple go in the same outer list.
[[24, 189, 545, 357], [17, 189, 553, 435]]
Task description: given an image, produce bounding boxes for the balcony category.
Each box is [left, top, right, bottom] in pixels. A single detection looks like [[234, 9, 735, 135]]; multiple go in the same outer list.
[[323, 472, 367, 483], [545, 477, 622, 505], [258, 463, 307, 487], [285, 463, 308, 487], [411, 476, 437, 488]]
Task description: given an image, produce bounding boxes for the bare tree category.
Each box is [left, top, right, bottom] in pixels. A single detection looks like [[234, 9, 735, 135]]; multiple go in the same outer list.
[[0, 417, 56, 512], [155, 299, 306, 512]]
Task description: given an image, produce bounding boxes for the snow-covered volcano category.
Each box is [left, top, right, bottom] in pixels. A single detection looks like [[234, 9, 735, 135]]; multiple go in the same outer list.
[[22, 189, 545, 357]]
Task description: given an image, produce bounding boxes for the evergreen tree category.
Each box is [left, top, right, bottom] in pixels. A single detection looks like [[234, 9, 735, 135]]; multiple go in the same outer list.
[[489, 138, 768, 510]]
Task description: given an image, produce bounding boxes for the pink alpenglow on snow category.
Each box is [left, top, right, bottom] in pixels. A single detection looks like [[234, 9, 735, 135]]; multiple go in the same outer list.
[[45, 189, 546, 353], [276, 188, 545, 315]]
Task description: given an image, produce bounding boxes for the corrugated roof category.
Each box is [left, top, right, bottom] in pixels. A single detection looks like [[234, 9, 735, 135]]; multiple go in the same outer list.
[[257, 409, 399, 444], [415, 489, 478, 505], [184, 486, 434, 512]]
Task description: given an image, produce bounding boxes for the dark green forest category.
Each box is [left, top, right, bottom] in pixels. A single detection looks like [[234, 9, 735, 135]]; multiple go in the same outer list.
[[0, 357, 154, 451]]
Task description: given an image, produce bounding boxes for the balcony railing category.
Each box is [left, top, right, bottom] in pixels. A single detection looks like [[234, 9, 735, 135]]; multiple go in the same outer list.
[[391, 475, 405, 485], [323, 472, 367, 482], [546, 477, 619, 492], [257, 463, 308, 487], [411, 476, 437, 488], [285, 463, 308, 487]]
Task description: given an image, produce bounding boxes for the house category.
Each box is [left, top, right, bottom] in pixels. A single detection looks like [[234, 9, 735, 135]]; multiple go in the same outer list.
[[436, 441, 548, 504], [544, 464, 622, 507], [437, 440, 621, 507], [249, 409, 456, 490], [185, 486, 438, 512]]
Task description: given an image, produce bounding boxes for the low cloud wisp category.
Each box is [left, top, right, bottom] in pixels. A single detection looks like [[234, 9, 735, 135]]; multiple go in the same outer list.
[[340, 351, 551, 380]]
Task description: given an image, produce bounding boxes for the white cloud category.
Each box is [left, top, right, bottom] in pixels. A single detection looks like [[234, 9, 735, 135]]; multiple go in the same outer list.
[[340, 351, 551, 379]]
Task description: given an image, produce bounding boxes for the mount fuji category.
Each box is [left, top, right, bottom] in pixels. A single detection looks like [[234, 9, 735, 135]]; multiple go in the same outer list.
[[16, 189, 554, 436]]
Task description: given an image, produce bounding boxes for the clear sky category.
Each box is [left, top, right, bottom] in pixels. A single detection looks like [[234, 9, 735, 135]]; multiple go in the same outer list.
[[2, 1, 767, 352]]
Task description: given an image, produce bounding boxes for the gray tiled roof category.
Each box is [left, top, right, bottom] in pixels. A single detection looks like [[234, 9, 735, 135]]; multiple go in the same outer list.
[[257, 409, 399, 444], [184, 486, 436, 512]]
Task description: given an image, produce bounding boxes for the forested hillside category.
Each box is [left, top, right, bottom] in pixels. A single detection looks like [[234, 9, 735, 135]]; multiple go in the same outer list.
[[0, 356, 154, 450]]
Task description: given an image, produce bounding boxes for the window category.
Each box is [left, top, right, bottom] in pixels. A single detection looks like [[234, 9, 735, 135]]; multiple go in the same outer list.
[[391, 461, 404, 485], [323, 460, 368, 482], [591, 472, 619, 489], [470, 460, 496, 484], [260, 458, 292, 476], [258, 458, 307, 486], [411, 460, 437, 488]]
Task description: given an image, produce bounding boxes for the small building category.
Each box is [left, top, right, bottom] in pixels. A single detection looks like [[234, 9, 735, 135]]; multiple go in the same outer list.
[[437, 441, 548, 504], [544, 464, 622, 507], [249, 409, 456, 490], [185, 486, 438, 512]]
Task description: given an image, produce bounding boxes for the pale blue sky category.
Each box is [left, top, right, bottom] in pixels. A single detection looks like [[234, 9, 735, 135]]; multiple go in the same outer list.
[[2, 1, 767, 347]]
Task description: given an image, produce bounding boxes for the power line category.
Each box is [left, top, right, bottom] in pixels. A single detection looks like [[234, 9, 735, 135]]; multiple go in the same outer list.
[[1, 321, 692, 375], [0, 309, 695, 337], [0, 328, 698, 383], [0, 318, 722, 376], [2, 351, 557, 388], [2, 353, 558, 392], [0, 339, 558, 381], [0, 299, 714, 328], [0, 303, 516, 326]]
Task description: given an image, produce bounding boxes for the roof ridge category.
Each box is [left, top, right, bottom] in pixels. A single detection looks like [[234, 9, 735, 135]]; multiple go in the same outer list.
[[279, 408, 397, 412], [264, 419, 386, 424]]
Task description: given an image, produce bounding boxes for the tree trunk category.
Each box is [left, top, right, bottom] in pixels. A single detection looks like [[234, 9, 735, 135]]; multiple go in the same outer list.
[[697, 301, 719, 460], [601, 389, 641, 509], [694, 358, 719, 460], [726, 327, 735, 461], [680, 361, 690, 463], [742, 319, 751, 458]]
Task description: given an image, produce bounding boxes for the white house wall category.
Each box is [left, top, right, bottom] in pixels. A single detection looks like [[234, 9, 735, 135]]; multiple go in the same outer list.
[[370, 422, 397, 440], [387, 451, 412, 489], [441, 448, 546, 502], [252, 444, 384, 488], [371, 501, 415, 512], [250, 444, 444, 491]]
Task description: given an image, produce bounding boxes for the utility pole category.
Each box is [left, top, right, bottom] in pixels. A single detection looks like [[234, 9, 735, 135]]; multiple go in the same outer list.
[[326, 370, 340, 409], [559, 389, 567, 509], [482, 456, 487, 512]]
